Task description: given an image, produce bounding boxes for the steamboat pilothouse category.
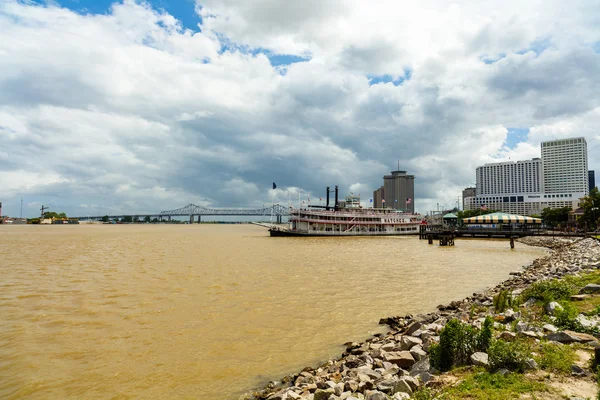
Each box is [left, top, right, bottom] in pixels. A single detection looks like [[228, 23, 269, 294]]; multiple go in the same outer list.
[[269, 186, 423, 237]]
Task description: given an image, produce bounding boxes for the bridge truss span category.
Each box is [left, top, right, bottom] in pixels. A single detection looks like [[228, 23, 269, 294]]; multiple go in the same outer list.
[[159, 204, 291, 217]]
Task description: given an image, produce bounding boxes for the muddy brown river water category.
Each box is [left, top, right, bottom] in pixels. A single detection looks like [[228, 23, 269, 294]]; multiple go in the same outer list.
[[0, 224, 546, 399]]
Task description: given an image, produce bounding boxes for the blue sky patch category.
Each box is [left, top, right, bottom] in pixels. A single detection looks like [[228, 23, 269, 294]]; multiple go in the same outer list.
[[516, 37, 553, 56], [368, 68, 412, 87], [37, 0, 202, 31], [505, 127, 529, 149], [480, 53, 506, 64]]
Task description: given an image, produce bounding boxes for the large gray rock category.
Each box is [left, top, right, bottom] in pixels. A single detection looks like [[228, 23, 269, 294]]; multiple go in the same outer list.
[[384, 351, 416, 368], [547, 330, 597, 343], [356, 367, 381, 380], [376, 378, 400, 393], [398, 376, 419, 391], [579, 284, 600, 294], [543, 323, 558, 333], [266, 391, 285, 400], [400, 335, 422, 350], [365, 390, 388, 400], [524, 358, 539, 370], [470, 352, 489, 367], [576, 314, 597, 329], [410, 345, 427, 361], [405, 321, 423, 336], [410, 357, 431, 375], [313, 389, 333, 400]]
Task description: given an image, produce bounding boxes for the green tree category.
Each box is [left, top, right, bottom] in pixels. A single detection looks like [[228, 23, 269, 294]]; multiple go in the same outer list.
[[101, 215, 109, 222], [144, 215, 151, 223], [123, 216, 133, 223], [58, 212, 67, 219], [133, 216, 140, 223], [541, 206, 571, 228], [151, 218, 158, 223], [579, 187, 600, 230]]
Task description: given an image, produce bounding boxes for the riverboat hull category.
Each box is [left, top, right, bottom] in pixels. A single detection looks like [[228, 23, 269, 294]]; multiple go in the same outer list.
[[269, 228, 420, 237]]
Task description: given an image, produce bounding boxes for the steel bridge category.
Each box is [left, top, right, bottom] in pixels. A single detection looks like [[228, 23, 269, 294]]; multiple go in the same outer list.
[[76, 204, 291, 223]]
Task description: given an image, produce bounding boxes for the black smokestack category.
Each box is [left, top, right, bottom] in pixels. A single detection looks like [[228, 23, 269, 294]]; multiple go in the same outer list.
[[334, 186, 339, 211], [326, 187, 330, 210]]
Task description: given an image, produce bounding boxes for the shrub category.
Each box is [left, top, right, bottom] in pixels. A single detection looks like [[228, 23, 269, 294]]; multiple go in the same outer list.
[[520, 279, 574, 303], [553, 301, 579, 330], [478, 316, 494, 351], [431, 319, 479, 371], [493, 289, 513, 313], [431, 318, 495, 371], [487, 339, 529, 372]]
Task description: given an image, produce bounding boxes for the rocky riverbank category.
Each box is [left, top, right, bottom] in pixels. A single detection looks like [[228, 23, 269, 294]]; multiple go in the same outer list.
[[245, 237, 600, 400]]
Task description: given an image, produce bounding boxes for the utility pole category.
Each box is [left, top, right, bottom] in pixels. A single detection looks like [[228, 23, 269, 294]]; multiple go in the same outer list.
[[20, 198, 23, 218], [40, 205, 49, 218]]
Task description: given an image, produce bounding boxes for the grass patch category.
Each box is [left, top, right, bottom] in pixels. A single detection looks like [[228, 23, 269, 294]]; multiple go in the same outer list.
[[572, 296, 600, 315], [535, 342, 577, 374], [442, 370, 549, 400]]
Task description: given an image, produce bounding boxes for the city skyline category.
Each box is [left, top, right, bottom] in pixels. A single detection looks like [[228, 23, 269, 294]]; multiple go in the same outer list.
[[1, 1, 600, 217], [466, 137, 592, 216]]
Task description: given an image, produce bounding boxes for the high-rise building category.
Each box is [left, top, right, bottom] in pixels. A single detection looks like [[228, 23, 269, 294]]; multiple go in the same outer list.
[[541, 137, 588, 195], [476, 159, 542, 196], [382, 170, 415, 213], [473, 158, 544, 215], [466, 136, 589, 215], [373, 186, 384, 209], [590, 170, 596, 191], [462, 187, 476, 210]]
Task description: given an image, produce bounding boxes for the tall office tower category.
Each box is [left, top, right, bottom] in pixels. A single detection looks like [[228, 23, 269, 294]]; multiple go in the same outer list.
[[373, 186, 384, 208], [590, 170, 596, 191], [541, 137, 589, 197], [474, 158, 543, 215], [383, 170, 415, 213], [462, 187, 476, 210]]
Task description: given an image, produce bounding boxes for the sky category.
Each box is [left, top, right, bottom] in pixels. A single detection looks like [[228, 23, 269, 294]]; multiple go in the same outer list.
[[1, 0, 600, 218]]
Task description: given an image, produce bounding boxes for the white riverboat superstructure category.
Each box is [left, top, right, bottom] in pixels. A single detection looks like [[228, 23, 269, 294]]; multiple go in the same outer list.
[[269, 191, 423, 237]]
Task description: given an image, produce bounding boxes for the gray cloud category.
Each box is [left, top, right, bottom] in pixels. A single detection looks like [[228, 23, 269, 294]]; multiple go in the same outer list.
[[0, 0, 600, 217]]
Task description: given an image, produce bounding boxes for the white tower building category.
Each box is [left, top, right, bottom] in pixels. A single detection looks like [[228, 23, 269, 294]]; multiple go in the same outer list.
[[541, 137, 589, 198]]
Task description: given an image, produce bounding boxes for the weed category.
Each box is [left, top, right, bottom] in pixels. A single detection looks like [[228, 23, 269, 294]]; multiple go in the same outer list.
[[412, 386, 436, 400], [493, 289, 513, 313], [536, 342, 576, 374], [443, 370, 549, 400], [520, 279, 574, 303], [487, 339, 530, 372], [554, 301, 600, 336]]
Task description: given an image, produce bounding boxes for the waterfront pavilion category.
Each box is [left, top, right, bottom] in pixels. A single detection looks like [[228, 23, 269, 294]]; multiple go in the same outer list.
[[462, 212, 542, 225], [462, 212, 542, 233], [443, 213, 458, 226]]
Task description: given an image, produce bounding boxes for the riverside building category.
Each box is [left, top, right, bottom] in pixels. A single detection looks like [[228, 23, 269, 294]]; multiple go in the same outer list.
[[372, 170, 415, 213], [467, 137, 589, 215]]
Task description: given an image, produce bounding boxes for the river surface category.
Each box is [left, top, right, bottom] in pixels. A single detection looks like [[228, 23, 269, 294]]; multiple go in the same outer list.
[[0, 224, 546, 399]]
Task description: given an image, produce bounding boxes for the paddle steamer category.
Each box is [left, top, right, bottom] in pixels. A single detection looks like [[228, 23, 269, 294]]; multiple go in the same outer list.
[[269, 186, 423, 237]]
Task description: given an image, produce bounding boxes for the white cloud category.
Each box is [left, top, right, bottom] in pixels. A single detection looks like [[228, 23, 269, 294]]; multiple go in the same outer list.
[[0, 0, 599, 217]]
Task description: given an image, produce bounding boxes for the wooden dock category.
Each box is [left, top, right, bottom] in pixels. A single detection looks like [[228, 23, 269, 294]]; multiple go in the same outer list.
[[419, 225, 589, 240]]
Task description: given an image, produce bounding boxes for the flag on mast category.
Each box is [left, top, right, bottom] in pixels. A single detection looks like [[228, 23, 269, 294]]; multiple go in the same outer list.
[[272, 182, 277, 189]]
